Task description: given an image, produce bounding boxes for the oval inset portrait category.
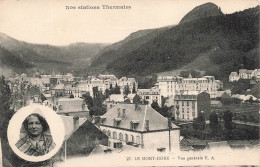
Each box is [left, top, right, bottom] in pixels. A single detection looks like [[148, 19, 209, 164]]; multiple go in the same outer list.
[[7, 104, 65, 162]]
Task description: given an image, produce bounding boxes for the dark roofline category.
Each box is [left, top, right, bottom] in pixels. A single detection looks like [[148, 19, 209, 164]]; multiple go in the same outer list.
[[100, 124, 180, 133]]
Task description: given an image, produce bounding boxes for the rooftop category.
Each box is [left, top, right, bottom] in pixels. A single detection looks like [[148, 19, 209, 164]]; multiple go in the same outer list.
[[101, 104, 179, 132]]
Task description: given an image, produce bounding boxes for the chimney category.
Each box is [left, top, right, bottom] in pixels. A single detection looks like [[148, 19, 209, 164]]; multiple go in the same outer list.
[[145, 120, 149, 131], [73, 116, 79, 130], [122, 109, 126, 118]]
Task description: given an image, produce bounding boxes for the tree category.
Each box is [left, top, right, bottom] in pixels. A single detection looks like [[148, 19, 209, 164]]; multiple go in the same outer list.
[[223, 110, 233, 130], [123, 84, 130, 96], [133, 95, 142, 104], [193, 113, 206, 131], [0, 75, 13, 139], [92, 87, 99, 99], [161, 96, 167, 106], [151, 101, 160, 111], [209, 112, 219, 137], [105, 89, 110, 99], [113, 83, 121, 94], [40, 93, 47, 102], [82, 92, 93, 109], [132, 82, 136, 93], [209, 112, 219, 130]]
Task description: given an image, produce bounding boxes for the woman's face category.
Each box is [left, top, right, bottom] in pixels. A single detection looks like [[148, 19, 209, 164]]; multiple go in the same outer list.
[[27, 115, 43, 137]]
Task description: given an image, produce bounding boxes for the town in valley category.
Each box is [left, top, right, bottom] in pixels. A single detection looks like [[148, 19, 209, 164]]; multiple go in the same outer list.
[[0, 1, 259, 166]]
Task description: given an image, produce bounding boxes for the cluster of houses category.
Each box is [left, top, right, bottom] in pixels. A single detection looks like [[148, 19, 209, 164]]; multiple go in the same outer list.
[[229, 69, 260, 82], [7, 71, 232, 123], [4, 70, 259, 166]]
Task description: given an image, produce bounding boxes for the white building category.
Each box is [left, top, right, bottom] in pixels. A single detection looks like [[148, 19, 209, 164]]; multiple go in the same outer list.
[[76, 77, 106, 97], [157, 75, 219, 98], [239, 69, 254, 79], [99, 104, 180, 151], [174, 91, 211, 121], [56, 97, 89, 118], [137, 87, 162, 106], [118, 77, 138, 94], [104, 94, 125, 109], [229, 72, 240, 82]]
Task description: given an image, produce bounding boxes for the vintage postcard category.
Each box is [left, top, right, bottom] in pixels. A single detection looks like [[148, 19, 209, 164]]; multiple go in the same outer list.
[[0, 0, 259, 166]]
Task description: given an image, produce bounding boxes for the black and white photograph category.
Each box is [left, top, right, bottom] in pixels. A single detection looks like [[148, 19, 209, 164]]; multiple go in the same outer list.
[[7, 105, 65, 164], [0, 0, 259, 166]]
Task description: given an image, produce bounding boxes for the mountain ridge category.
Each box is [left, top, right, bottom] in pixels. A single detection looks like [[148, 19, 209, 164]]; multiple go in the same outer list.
[[0, 32, 108, 75], [90, 4, 259, 82], [179, 2, 224, 24]]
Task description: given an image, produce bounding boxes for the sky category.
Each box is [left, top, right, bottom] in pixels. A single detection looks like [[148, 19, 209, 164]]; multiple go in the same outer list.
[[0, 0, 258, 45]]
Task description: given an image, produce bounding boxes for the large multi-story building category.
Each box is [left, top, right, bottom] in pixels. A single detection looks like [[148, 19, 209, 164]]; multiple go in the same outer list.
[[118, 77, 138, 94], [99, 104, 180, 151], [56, 97, 89, 118], [76, 77, 106, 97], [137, 87, 162, 106], [173, 92, 211, 121], [157, 75, 219, 98], [229, 69, 260, 82]]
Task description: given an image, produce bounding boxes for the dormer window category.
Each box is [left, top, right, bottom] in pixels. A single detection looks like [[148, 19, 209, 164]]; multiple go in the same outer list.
[[100, 116, 106, 124], [59, 105, 63, 111], [114, 117, 122, 126], [130, 120, 139, 130]]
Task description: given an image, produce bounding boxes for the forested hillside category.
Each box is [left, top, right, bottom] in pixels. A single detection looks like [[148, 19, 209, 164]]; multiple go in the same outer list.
[[91, 4, 259, 82]]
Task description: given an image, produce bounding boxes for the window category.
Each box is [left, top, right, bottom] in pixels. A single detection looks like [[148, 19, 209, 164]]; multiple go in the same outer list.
[[182, 101, 184, 106], [59, 105, 63, 111], [119, 133, 123, 141], [182, 108, 184, 113], [112, 132, 117, 139], [131, 135, 134, 143], [187, 101, 189, 106], [187, 108, 189, 113], [182, 114, 184, 119], [107, 130, 111, 137], [125, 134, 128, 142], [136, 136, 140, 144], [117, 109, 121, 117]]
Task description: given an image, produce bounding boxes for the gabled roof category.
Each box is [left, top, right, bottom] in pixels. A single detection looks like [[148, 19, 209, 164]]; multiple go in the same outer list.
[[53, 84, 65, 90], [101, 104, 179, 132], [229, 72, 239, 77], [41, 77, 50, 84], [127, 94, 137, 99], [60, 115, 87, 140], [216, 91, 230, 98]]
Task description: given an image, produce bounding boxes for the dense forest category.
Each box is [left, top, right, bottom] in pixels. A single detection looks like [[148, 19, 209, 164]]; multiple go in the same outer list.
[[99, 6, 259, 81]]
